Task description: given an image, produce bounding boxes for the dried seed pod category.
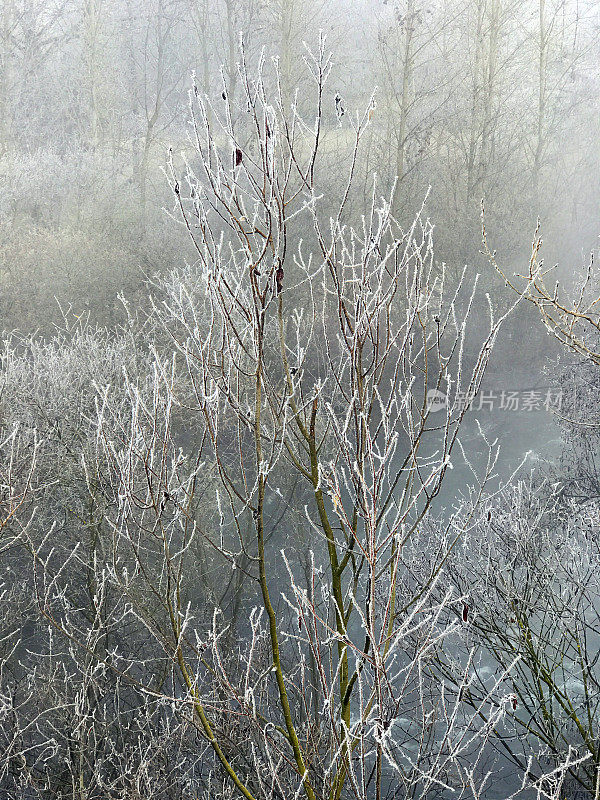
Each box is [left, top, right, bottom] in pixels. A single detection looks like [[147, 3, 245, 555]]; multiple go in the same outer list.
[[275, 263, 284, 294]]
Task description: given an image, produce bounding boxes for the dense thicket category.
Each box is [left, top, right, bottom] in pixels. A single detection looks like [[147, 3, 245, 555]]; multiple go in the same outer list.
[[2, 3, 600, 800]]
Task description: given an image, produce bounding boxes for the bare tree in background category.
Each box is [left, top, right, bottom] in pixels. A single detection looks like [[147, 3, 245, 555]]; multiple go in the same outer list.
[[484, 216, 600, 365]]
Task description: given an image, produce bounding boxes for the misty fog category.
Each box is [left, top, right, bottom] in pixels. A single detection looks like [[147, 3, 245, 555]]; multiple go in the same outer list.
[[1, 1, 600, 798]]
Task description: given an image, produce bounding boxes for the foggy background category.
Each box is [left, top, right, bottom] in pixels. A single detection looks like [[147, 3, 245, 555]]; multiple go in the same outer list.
[[2, 2, 600, 799], [2, 0, 598, 336]]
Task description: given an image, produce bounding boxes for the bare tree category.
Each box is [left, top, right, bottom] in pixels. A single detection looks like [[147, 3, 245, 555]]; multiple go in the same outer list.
[[20, 42, 575, 800], [483, 212, 600, 365], [433, 476, 600, 797]]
